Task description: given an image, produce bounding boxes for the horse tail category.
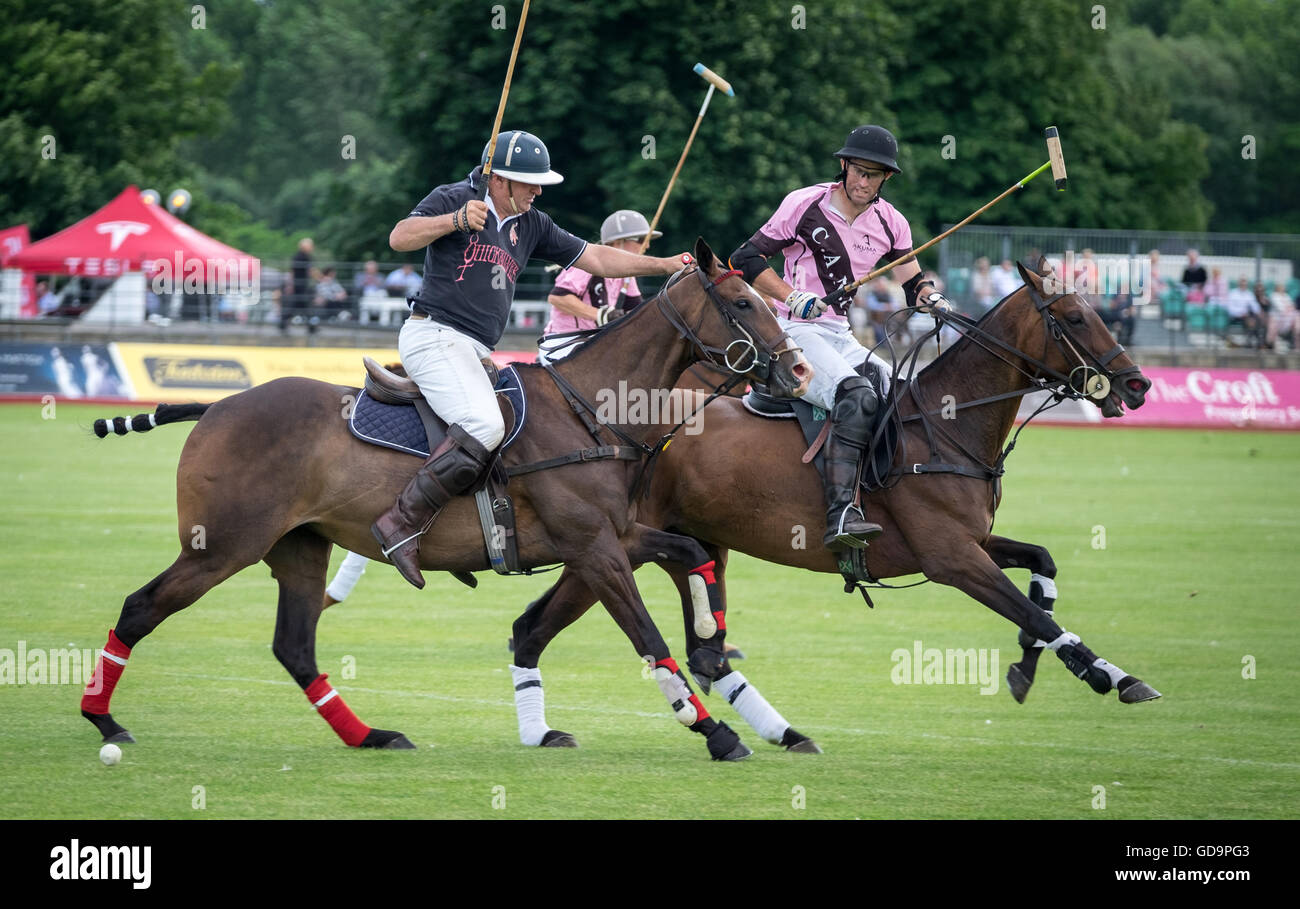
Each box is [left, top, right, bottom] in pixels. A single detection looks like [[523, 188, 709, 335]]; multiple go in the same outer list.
[[93, 402, 211, 439]]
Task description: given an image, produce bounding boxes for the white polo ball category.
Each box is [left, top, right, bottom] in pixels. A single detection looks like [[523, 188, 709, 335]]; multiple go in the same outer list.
[[99, 744, 122, 766]]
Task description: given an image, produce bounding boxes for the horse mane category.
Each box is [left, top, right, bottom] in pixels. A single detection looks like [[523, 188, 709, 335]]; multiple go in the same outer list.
[[912, 287, 1018, 383]]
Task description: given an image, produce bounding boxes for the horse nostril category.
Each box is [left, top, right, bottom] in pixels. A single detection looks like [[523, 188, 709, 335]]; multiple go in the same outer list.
[[1127, 378, 1149, 394]]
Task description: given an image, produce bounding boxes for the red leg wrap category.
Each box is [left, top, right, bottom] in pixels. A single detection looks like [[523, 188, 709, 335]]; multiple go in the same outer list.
[[712, 610, 727, 631], [304, 673, 370, 747], [690, 560, 717, 585], [81, 629, 131, 715], [655, 657, 681, 674], [687, 693, 710, 722]]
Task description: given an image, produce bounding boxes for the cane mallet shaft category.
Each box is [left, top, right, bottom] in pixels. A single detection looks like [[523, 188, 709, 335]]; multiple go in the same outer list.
[[480, 0, 533, 200], [638, 63, 735, 253], [825, 126, 1068, 306]]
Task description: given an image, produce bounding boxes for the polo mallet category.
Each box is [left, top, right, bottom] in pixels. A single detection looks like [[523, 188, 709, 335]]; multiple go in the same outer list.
[[822, 126, 1068, 311], [637, 63, 735, 254], [479, 0, 532, 202]]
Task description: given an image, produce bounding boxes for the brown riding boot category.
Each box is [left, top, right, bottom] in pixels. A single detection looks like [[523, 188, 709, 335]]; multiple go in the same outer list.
[[371, 424, 492, 589], [822, 432, 883, 550]]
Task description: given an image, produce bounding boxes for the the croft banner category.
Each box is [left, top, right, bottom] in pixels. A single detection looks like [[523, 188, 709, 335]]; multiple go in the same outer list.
[[1020, 367, 1300, 430]]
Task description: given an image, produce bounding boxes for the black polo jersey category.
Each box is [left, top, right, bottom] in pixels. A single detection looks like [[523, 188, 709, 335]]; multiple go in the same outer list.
[[407, 166, 587, 348]]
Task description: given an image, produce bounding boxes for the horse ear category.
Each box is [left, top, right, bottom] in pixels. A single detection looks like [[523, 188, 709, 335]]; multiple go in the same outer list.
[[1015, 259, 1043, 290], [694, 237, 716, 273]]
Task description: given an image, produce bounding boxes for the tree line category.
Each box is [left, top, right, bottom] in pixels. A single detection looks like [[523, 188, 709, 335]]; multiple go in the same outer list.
[[2, 0, 1295, 265]]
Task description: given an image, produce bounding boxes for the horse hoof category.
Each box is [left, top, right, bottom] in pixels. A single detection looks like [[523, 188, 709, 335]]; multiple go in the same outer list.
[[705, 721, 751, 761], [1117, 676, 1162, 703], [82, 710, 134, 744], [1006, 664, 1032, 704], [723, 645, 746, 660], [360, 729, 416, 749], [715, 741, 753, 762], [786, 738, 823, 754], [540, 729, 578, 748]]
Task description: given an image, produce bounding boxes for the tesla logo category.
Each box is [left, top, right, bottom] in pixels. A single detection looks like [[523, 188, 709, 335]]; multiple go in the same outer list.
[[96, 221, 150, 251]]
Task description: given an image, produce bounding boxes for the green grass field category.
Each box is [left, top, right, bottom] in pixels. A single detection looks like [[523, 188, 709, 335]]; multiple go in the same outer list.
[[1, 402, 1297, 819]]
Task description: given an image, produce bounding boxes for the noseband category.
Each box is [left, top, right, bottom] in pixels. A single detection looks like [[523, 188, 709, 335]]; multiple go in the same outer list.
[[653, 265, 797, 385]]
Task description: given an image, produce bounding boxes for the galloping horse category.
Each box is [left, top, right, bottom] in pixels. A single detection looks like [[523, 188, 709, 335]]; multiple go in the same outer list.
[[507, 262, 1160, 750], [80, 239, 810, 760]]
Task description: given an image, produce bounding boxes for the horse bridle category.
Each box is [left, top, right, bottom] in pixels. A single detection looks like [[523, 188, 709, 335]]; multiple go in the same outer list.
[[936, 281, 1141, 404], [653, 264, 801, 386]]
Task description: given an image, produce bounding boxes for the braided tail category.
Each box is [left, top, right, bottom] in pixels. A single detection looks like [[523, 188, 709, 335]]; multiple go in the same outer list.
[[93, 402, 211, 438]]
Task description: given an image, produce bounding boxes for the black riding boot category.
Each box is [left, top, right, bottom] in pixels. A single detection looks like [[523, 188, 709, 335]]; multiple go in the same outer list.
[[822, 375, 883, 550], [371, 424, 492, 589], [822, 433, 882, 549]]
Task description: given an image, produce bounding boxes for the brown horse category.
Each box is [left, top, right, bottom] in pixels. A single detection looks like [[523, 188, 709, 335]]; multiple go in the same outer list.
[[507, 262, 1160, 751], [79, 239, 811, 760]]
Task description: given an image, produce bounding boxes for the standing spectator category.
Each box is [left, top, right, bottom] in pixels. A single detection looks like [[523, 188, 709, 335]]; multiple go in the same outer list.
[[1181, 248, 1207, 303], [971, 257, 995, 311], [281, 237, 316, 334], [991, 258, 1021, 301], [1265, 282, 1298, 350]]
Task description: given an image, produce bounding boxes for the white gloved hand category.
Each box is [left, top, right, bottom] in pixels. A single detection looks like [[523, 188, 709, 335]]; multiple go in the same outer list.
[[920, 290, 953, 313], [595, 304, 621, 326], [786, 290, 827, 320]]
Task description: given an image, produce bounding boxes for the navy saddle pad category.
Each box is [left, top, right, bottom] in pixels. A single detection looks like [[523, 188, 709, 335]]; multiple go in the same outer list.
[[348, 365, 526, 457]]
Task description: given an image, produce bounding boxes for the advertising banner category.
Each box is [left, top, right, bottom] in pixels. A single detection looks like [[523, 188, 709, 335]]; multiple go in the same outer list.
[[0, 343, 131, 398]]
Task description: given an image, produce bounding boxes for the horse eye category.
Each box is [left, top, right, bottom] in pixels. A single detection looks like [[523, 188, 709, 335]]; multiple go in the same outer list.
[[1067, 313, 1085, 326], [733, 297, 751, 310]]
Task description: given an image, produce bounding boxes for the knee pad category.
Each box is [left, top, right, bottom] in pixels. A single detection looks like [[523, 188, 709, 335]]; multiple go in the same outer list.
[[831, 376, 878, 447]]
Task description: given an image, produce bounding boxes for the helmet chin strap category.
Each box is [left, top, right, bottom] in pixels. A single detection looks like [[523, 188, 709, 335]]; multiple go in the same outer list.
[[506, 178, 519, 214]]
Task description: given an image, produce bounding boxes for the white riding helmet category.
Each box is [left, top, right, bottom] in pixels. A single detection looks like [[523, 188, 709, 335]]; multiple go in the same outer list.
[[600, 210, 661, 245]]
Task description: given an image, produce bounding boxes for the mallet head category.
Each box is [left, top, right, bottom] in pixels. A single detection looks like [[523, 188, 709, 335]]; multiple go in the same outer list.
[[693, 62, 735, 97], [1045, 126, 1067, 191]]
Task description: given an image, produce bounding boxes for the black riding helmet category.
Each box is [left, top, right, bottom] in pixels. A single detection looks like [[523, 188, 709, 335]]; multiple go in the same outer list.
[[834, 125, 901, 179]]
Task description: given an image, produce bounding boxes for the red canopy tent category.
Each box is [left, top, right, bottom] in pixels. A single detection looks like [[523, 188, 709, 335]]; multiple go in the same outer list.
[[9, 186, 257, 278]]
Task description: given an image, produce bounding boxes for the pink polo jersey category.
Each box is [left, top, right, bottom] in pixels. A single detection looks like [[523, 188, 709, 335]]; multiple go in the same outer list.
[[747, 183, 913, 324], [543, 263, 642, 335]]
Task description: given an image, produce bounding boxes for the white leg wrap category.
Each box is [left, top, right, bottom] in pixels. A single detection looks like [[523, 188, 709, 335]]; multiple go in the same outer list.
[[1092, 658, 1128, 686], [325, 550, 369, 602], [652, 664, 698, 726], [688, 574, 716, 639], [714, 671, 789, 744], [1045, 631, 1081, 652], [1029, 573, 1058, 600], [510, 665, 549, 746]]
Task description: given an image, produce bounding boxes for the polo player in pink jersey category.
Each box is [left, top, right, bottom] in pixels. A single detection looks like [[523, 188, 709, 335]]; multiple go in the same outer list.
[[537, 209, 659, 364], [729, 125, 953, 551]]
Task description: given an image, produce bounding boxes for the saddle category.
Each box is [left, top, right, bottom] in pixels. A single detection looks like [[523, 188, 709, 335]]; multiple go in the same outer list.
[[352, 357, 526, 576]]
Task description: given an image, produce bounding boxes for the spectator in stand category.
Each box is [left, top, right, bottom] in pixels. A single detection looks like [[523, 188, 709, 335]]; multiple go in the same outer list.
[[1224, 277, 1263, 347], [971, 256, 995, 311], [281, 237, 317, 334], [1094, 290, 1135, 346], [1181, 248, 1207, 303], [1144, 249, 1166, 304], [385, 263, 423, 299], [1206, 267, 1228, 307], [36, 281, 60, 316], [1265, 282, 1298, 350], [990, 257, 1021, 301], [1073, 248, 1100, 302], [312, 267, 349, 330], [353, 260, 385, 298]]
